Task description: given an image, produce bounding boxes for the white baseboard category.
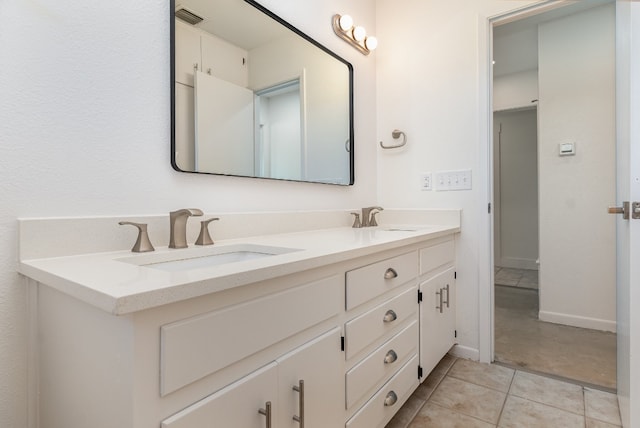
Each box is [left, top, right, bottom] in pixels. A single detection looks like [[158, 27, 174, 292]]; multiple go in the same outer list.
[[450, 344, 480, 361], [538, 310, 617, 333], [499, 257, 538, 271]]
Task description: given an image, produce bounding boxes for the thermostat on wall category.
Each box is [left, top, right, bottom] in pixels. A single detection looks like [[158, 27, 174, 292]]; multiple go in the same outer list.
[[559, 142, 576, 156]]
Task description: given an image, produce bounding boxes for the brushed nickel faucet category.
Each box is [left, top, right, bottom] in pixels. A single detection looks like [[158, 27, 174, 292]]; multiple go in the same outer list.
[[360, 206, 384, 227], [169, 208, 203, 249]]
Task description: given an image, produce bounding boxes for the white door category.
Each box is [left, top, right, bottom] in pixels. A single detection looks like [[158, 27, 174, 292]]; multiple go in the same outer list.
[[614, 2, 639, 426], [276, 328, 343, 428]]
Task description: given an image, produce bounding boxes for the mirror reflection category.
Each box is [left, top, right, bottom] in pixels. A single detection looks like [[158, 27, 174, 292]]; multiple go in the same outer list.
[[172, 0, 354, 185]]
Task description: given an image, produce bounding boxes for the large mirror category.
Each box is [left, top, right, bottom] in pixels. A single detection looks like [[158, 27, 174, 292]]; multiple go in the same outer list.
[[171, 0, 354, 185]]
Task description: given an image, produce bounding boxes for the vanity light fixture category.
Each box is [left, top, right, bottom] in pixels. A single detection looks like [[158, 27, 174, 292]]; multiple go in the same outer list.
[[332, 14, 377, 55]]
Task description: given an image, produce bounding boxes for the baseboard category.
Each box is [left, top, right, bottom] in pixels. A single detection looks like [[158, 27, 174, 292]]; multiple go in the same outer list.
[[538, 310, 617, 333], [450, 344, 480, 361], [499, 257, 538, 271]]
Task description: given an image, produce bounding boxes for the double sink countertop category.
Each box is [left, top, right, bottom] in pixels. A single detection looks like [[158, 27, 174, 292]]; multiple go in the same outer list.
[[18, 211, 460, 315]]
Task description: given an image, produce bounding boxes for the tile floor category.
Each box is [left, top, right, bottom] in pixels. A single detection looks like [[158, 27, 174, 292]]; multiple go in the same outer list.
[[493, 268, 616, 389], [386, 355, 622, 428], [495, 267, 538, 290]]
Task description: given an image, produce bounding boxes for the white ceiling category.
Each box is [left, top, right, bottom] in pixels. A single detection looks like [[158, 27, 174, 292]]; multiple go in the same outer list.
[[492, 0, 614, 77], [176, 0, 289, 50]]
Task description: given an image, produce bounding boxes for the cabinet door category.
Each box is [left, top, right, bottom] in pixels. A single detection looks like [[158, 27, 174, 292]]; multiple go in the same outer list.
[[175, 21, 201, 86], [161, 362, 278, 428], [276, 327, 344, 428], [419, 268, 456, 377]]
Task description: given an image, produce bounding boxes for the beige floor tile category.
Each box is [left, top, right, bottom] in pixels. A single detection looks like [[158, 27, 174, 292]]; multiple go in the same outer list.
[[408, 402, 495, 428], [428, 376, 506, 424], [448, 359, 514, 392], [509, 371, 584, 415], [586, 417, 622, 428], [495, 268, 522, 286], [386, 395, 426, 428], [585, 388, 622, 426], [498, 395, 584, 428], [413, 354, 457, 401]]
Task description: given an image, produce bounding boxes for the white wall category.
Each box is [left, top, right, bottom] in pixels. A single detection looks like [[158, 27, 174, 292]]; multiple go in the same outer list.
[[537, 4, 616, 331], [0, 1, 377, 426], [375, 0, 538, 359]]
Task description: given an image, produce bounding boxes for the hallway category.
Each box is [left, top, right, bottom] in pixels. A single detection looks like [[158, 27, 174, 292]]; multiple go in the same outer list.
[[494, 268, 616, 390]]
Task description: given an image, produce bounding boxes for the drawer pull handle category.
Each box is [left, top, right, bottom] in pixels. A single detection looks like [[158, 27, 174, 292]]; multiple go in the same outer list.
[[436, 289, 443, 313], [383, 309, 397, 323], [292, 380, 305, 427], [384, 391, 398, 407], [443, 283, 450, 308], [384, 349, 398, 364], [258, 401, 272, 428], [384, 268, 398, 280]]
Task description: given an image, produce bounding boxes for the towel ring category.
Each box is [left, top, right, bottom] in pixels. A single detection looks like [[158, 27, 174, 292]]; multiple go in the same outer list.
[[380, 129, 407, 149]]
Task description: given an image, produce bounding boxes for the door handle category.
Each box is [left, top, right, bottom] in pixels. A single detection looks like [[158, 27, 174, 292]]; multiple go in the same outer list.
[[292, 380, 304, 427], [608, 201, 640, 220]]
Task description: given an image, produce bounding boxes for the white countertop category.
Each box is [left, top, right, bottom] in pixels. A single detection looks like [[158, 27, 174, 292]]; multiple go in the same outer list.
[[19, 224, 459, 315]]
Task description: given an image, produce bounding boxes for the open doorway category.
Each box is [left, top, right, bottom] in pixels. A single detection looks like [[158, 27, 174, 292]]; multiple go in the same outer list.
[[491, 0, 617, 390]]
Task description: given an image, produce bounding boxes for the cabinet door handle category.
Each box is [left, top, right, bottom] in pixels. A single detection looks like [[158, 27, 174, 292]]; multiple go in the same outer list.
[[384, 268, 398, 280], [436, 289, 443, 313], [292, 380, 305, 427], [384, 349, 398, 364], [384, 391, 398, 407], [258, 401, 272, 428], [443, 283, 450, 308], [383, 309, 398, 323]]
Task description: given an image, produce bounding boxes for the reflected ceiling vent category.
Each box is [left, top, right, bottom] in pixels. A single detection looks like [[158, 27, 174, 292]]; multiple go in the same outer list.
[[175, 6, 204, 25]]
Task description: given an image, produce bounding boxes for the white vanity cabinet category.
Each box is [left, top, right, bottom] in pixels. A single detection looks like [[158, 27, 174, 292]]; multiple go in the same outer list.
[[23, 219, 460, 428], [418, 239, 457, 376], [161, 328, 343, 428]]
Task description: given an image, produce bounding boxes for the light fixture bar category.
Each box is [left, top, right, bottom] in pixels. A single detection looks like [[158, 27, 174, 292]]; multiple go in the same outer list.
[[332, 14, 376, 56]]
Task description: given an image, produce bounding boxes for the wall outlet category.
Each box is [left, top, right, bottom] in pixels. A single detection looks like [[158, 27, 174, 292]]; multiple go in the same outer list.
[[420, 173, 433, 191]]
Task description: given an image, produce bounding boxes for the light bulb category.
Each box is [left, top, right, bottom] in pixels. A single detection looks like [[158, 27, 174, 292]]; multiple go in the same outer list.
[[352, 26, 366, 42], [365, 36, 378, 51], [339, 14, 353, 32]]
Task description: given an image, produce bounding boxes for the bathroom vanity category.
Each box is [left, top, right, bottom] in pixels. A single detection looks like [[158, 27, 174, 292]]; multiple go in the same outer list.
[[19, 210, 459, 428]]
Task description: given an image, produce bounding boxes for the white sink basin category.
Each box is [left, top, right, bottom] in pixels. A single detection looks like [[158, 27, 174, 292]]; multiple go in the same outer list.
[[118, 244, 301, 272]]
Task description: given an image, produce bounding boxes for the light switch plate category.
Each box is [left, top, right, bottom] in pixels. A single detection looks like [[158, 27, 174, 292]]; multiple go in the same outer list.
[[435, 169, 472, 191]]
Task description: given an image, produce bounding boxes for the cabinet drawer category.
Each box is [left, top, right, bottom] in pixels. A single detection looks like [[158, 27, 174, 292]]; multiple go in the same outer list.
[[160, 275, 342, 395], [346, 252, 418, 310], [419, 239, 454, 275], [346, 355, 419, 428], [162, 362, 277, 428], [345, 287, 417, 359], [346, 321, 418, 409]]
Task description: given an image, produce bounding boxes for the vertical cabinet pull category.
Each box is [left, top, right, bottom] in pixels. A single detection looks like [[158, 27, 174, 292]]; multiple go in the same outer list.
[[436, 289, 443, 313], [384, 268, 398, 279], [384, 391, 398, 407], [292, 380, 305, 427], [443, 283, 450, 308], [384, 349, 398, 364], [383, 309, 398, 323], [258, 401, 272, 428]]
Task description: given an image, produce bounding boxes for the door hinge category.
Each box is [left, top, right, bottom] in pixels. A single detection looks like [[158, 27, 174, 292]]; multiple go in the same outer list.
[[341, 336, 345, 352], [418, 290, 423, 303], [488, 203, 492, 214], [418, 365, 423, 379]]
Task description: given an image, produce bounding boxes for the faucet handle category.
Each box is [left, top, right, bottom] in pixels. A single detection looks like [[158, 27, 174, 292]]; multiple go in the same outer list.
[[118, 221, 155, 253], [350, 212, 362, 228], [370, 210, 382, 227], [195, 218, 219, 246]]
